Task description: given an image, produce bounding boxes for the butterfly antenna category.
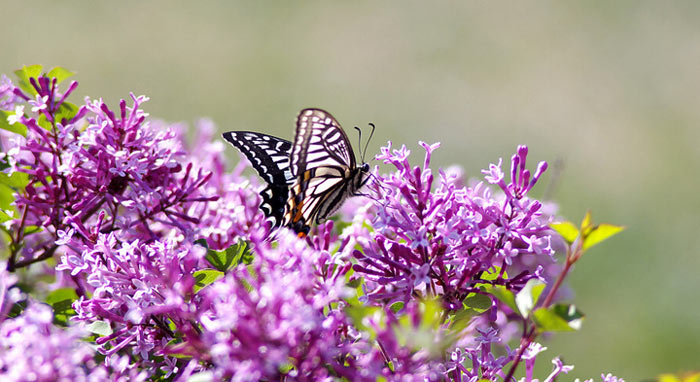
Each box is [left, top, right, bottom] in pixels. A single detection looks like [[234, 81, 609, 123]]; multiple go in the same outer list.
[[354, 126, 364, 161], [362, 123, 376, 163]]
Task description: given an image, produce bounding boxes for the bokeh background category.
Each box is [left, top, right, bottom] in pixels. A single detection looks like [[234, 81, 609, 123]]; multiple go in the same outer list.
[[2, 1, 699, 379]]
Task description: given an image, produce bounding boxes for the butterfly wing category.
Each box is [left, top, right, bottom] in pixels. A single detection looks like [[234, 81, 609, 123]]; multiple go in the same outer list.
[[222, 131, 294, 228], [285, 108, 362, 234]]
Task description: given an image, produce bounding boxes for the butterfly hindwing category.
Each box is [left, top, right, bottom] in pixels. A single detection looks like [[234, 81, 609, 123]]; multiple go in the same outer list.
[[222, 131, 294, 228]]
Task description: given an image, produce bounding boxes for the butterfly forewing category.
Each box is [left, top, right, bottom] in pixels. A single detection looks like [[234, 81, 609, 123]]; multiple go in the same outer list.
[[222, 131, 294, 228], [291, 109, 356, 177], [285, 109, 366, 235]]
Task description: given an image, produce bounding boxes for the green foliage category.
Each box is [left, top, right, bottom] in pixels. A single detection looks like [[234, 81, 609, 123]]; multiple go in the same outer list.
[[394, 299, 447, 357], [514, 279, 545, 319], [193, 269, 224, 293], [196, 239, 253, 273], [0, 110, 27, 136], [447, 307, 479, 333], [551, 211, 625, 257], [36, 101, 80, 130], [482, 279, 544, 319], [463, 293, 491, 313], [46, 67, 76, 84], [483, 284, 517, 315], [658, 372, 700, 382], [550, 221, 578, 243], [45, 287, 78, 326], [13, 65, 75, 97], [582, 223, 625, 251], [344, 304, 382, 335], [0, 168, 29, 223], [389, 301, 405, 314], [533, 303, 584, 332], [13, 64, 43, 96]]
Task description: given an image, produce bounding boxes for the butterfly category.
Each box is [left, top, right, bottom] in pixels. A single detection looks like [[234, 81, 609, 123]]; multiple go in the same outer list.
[[222, 108, 373, 236]]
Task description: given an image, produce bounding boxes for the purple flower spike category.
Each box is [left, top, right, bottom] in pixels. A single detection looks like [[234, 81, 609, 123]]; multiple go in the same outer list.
[[355, 143, 555, 313]]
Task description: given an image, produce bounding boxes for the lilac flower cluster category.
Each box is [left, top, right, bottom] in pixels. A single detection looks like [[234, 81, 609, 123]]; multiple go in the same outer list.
[[4, 74, 216, 271], [355, 142, 553, 310], [197, 231, 352, 380], [0, 74, 22, 111], [0, 300, 155, 382], [0, 69, 624, 381], [57, 234, 203, 360]]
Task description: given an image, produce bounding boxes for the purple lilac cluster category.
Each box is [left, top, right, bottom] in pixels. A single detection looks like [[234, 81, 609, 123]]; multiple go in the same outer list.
[[197, 230, 352, 381], [4, 75, 217, 271], [354, 142, 552, 309], [0, 74, 22, 111], [57, 235, 203, 360], [183, 118, 272, 248], [0, 70, 624, 381]]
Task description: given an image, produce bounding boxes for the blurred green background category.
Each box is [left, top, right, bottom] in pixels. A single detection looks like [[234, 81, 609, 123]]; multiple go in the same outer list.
[[2, 1, 699, 379]]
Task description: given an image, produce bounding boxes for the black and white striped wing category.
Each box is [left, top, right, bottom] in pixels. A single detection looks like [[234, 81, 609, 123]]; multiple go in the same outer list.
[[284, 108, 359, 234], [222, 131, 294, 228]]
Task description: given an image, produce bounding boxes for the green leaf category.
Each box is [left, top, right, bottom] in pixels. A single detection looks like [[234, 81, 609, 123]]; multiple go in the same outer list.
[[278, 363, 294, 374], [14, 65, 43, 96], [37, 113, 53, 130], [23, 225, 42, 235], [193, 269, 224, 293], [483, 284, 518, 315], [197, 240, 254, 272], [582, 223, 625, 251], [54, 101, 79, 125], [85, 320, 113, 336], [47, 67, 76, 84], [0, 209, 14, 223], [345, 305, 381, 334], [346, 276, 362, 289], [550, 221, 579, 244], [463, 293, 491, 313], [0, 184, 17, 218], [0, 170, 29, 189], [448, 307, 479, 333], [389, 301, 404, 314], [580, 210, 593, 235], [8, 300, 27, 318], [393, 299, 446, 356], [515, 279, 546, 319], [532, 303, 584, 332], [0, 171, 29, 224], [657, 372, 700, 382], [0, 110, 27, 136], [45, 287, 78, 326]]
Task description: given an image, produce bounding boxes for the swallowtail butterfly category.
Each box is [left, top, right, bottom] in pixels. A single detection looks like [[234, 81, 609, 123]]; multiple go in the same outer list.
[[223, 108, 372, 236]]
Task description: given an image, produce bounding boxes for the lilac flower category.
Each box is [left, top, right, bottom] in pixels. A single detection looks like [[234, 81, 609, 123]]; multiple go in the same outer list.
[[0, 75, 22, 111], [186, 119, 271, 248], [197, 231, 354, 381], [57, 235, 204, 365], [5, 76, 217, 271], [354, 141, 554, 313], [6, 105, 24, 125], [0, 302, 102, 381], [0, 68, 623, 381]]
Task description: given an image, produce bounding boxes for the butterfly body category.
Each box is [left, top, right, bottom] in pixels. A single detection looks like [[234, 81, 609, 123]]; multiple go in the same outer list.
[[223, 108, 371, 236]]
